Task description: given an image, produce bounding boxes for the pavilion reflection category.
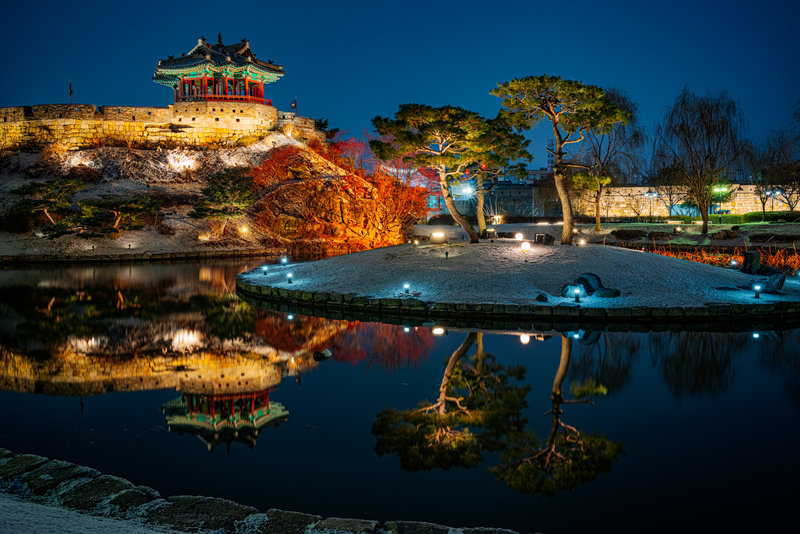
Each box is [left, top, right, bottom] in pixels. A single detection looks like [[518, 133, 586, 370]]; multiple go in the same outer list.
[[163, 387, 289, 452]]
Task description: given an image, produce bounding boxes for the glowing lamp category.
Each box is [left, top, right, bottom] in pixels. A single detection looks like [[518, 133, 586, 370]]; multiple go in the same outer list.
[[519, 334, 530, 345], [404, 283, 410, 294], [521, 242, 531, 252], [730, 260, 738, 267], [514, 232, 524, 240], [404, 327, 410, 333], [261, 266, 268, 275], [287, 273, 293, 284], [432, 232, 445, 239], [675, 226, 682, 232], [239, 226, 248, 234], [574, 288, 581, 303], [579, 239, 586, 246], [753, 284, 761, 299], [573, 333, 580, 339], [281, 257, 289, 264], [752, 332, 760, 339], [432, 327, 445, 336], [287, 314, 294, 320], [413, 239, 419, 245]]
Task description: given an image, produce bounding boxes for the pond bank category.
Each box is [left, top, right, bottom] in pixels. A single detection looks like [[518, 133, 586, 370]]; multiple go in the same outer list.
[[0, 448, 519, 534]]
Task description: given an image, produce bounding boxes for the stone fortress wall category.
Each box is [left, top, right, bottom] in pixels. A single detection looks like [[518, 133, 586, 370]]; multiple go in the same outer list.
[[0, 102, 323, 151], [573, 185, 775, 218]]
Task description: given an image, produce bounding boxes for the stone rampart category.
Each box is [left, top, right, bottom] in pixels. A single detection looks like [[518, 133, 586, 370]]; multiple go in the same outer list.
[[0, 102, 320, 150], [574, 185, 777, 217]]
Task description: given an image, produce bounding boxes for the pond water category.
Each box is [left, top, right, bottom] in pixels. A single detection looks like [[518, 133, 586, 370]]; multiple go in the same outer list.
[[0, 260, 798, 534]]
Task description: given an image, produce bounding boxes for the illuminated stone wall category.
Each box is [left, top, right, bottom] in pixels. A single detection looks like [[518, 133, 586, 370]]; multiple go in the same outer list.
[[573, 185, 776, 218], [0, 102, 322, 150], [0, 347, 288, 396]]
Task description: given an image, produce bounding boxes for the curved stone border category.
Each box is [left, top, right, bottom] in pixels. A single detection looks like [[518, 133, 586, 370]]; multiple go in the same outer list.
[[0, 247, 286, 264], [236, 277, 800, 330], [0, 448, 518, 534]]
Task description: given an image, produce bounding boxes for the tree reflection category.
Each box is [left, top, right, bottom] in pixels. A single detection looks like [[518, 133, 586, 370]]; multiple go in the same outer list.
[[757, 330, 800, 409], [492, 335, 623, 497], [372, 332, 528, 470], [648, 332, 737, 401], [569, 332, 638, 396]]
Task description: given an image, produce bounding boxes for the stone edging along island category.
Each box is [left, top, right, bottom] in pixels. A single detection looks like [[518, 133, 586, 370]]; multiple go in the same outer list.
[[0, 448, 517, 534], [235, 277, 800, 331]]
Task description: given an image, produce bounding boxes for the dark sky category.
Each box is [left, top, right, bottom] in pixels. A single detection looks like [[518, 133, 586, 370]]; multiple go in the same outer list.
[[2, 0, 798, 164]]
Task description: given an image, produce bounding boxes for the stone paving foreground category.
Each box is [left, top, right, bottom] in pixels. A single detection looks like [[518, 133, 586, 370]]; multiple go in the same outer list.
[[0, 448, 530, 534]]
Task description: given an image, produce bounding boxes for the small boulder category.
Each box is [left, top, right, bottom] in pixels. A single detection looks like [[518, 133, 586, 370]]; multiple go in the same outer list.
[[760, 274, 786, 293], [711, 230, 728, 240], [535, 293, 549, 302], [575, 273, 603, 295], [742, 251, 761, 274], [595, 288, 621, 298], [725, 229, 739, 239]]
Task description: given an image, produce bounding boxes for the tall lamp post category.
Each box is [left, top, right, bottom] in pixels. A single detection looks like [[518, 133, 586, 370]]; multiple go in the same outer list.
[[712, 186, 727, 224], [644, 189, 657, 219]]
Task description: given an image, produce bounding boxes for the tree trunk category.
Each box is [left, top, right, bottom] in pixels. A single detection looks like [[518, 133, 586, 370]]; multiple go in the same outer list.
[[43, 208, 56, 225], [699, 204, 709, 234], [553, 172, 574, 244], [594, 186, 602, 231], [476, 175, 486, 234], [438, 171, 479, 243], [436, 332, 478, 415], [220, 216, 229, 237]]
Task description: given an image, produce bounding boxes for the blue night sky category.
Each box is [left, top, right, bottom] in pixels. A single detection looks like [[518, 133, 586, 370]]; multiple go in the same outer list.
[[2, 0, 798, 165]]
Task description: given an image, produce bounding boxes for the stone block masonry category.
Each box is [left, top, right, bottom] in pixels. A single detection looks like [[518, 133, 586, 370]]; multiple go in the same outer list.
[[0, 448, 521, 533], [0, 102, 323, 150]]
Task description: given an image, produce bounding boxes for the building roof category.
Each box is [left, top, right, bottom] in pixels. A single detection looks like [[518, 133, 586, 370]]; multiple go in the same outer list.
[[153, 35, 284, 87]]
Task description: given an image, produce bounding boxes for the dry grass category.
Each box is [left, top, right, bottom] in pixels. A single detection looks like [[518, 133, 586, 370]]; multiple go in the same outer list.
[[617, 242, 800, 275]]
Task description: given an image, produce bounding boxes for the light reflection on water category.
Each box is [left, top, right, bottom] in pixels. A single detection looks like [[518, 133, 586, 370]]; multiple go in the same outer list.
[[0, 260, 798, 534]]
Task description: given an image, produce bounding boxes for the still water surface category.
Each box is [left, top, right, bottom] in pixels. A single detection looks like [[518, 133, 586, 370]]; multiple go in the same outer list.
[[0, 260, 798, 533]]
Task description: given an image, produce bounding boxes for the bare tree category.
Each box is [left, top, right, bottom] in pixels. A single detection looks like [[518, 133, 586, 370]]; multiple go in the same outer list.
[[575, 89, 646, 230], [656, 88, 745, 234]]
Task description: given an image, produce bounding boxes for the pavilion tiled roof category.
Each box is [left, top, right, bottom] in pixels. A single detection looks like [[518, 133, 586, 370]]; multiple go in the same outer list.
[[153, 36, 284, 87]]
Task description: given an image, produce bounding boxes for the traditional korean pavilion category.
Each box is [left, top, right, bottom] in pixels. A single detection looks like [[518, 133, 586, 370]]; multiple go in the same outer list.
[[153, 34, 284, 106], [162, 387, 289, 451]]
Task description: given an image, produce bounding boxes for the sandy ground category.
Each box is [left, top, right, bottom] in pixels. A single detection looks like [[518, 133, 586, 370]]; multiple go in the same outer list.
[[238, 241, 800, 309], [0, 494, 181, 534]]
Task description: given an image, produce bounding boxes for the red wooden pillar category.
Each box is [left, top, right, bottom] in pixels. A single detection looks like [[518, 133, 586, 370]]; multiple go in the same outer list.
[[245, 78, 249, 100]]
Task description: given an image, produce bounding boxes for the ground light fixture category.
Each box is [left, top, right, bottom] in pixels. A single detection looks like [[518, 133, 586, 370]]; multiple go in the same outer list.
[[287, 314, 294, 320], [752, 332, 760, 339], [431, 232, 445, 239], [281, 257, 288, 264], [404, 283, 410, 294], [519, 334, 530, 344], [753, 284, 761, 298], [573, 333, 580, 339], [262, 266, 268, 275], [404, 327, 410, 333], [574, 288, 581, 303], [579, 239, 586, 246], [514, 232, 524, 240], [432, 327, 445, 335], [287, 273, 293, 284], [521, 241, 531, 251], [731, 260, 738, 267]]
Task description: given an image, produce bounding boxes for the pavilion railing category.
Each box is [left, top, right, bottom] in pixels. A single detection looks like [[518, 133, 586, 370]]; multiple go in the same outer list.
[[176, 94, 272, 106]]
